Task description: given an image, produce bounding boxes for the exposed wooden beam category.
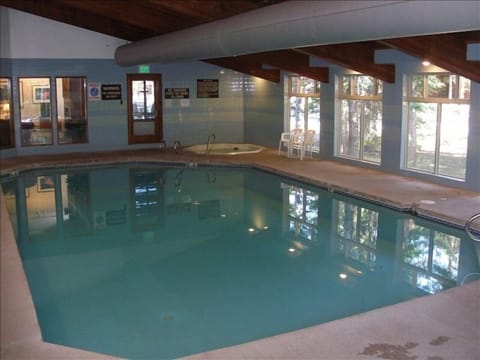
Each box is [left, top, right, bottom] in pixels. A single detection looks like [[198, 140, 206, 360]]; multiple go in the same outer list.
[[203, 58, 281, 83], [240, 50, 329, 83], [0, 0, 151, 41], [56, 0, 187, 33], [147, 0, 270, 22], [380, 32, 480, 83], [296, 42, 395, 83]]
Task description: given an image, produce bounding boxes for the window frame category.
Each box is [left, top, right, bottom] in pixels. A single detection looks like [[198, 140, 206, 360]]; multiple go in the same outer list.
[[336, 74, 383, 164], [0, 77, 15, 149], [55, 76, 88, 145], [403, 72, 470, 180], [286, 75, 321, 152], [18, 77, 53, 147]]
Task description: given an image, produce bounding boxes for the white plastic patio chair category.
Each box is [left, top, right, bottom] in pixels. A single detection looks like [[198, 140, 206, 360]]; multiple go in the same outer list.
[[291, 129, 315, 160], [278, 128, 303, 157]]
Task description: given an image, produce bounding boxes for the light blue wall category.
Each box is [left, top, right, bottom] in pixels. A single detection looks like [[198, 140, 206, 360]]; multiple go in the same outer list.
[[0, 59, 245, 156], [244, 77, 284, 149]]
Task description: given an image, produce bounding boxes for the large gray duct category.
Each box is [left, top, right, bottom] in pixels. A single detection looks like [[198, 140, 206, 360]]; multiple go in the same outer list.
[[115, 0, 480, 66]]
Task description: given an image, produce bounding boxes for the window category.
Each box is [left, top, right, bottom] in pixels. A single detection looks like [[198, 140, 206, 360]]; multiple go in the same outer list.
[[56, 77, 88, 144], [0, 78, 14, 149], [287, 75, 320, 152], [337, 75, 383, 163], [19, 77, 52, 146], [400, 219, 460, 293], [404, 73, 470, 180]]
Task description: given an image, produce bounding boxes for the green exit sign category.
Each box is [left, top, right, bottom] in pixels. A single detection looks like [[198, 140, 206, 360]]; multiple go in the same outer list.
[[138, 65, 150, 73]]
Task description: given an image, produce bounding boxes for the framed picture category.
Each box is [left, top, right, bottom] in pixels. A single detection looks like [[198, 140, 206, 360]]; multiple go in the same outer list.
[[37, 176, 55, 192], [32, 85, 50, 103]]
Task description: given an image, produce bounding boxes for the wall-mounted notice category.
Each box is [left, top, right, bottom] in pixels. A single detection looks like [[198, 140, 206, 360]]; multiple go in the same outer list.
[[101, 84, 122, 100], [88, 82, 101, 101], [197, 79, 219, 98], [165, 88, 190, 99]]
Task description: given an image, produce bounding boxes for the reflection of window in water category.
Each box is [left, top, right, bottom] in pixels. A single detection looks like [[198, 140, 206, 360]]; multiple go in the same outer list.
[[286, 184, 318, 241], [400, 219, 460, 293], [333, 200, 378, 267]]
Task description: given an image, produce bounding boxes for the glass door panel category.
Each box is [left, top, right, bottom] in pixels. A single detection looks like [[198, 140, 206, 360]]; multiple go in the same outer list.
[[127, 74, 162, 144]]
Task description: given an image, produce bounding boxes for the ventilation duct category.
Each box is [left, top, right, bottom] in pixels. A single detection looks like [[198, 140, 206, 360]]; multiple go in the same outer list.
[[115, 0, 480, 66]]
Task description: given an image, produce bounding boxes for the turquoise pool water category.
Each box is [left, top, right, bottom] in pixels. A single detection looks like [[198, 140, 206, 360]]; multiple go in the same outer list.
[[2, 164, 479, 359]]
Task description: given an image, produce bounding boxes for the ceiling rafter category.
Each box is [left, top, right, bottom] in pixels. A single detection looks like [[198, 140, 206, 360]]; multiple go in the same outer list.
[[296, 42, 396, 83], [55, 0, 190, 33], [147, 0, 267, 22], [204, 57, 280, 83], [236, 50, 329, 83], [0, 0, 153, 41], [379, 31, 480, 83]]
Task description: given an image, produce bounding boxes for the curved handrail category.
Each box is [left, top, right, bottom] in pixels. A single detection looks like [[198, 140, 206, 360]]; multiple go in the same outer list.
[[173, 139, 183, 154], [465, 212, 480, 242], [206, 133, 215, 155], [461, 272, 480, 285]]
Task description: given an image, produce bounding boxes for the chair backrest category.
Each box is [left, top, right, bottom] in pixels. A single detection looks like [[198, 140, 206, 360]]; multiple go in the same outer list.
[[303, 129, 315, 144], [291, 128, 304, 143]]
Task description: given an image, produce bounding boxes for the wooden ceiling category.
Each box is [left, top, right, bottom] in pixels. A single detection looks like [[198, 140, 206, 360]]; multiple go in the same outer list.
[[1, 0, 479, 83]]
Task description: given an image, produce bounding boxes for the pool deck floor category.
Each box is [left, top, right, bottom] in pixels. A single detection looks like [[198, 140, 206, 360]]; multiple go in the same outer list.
[[1, 147, 479, 360]]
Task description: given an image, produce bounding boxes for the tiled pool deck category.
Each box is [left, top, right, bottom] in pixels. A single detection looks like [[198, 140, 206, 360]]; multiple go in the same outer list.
[[1, 147, 479, 359]]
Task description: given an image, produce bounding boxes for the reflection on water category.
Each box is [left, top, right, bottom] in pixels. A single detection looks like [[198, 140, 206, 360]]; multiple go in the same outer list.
[[400, 220, 460, 293], [1, 165, 479, 359], [334, 200, 378, 268], [1, 165, 477, 293]]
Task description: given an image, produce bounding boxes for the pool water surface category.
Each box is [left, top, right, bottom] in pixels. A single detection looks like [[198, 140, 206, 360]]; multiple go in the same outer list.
[[1, 164, 479, 359]]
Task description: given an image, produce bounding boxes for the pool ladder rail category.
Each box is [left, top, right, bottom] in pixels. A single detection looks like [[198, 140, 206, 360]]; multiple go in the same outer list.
[[173, 139, 183, 154], [465, 211, 480, 242], [206, 133, 216, 155]]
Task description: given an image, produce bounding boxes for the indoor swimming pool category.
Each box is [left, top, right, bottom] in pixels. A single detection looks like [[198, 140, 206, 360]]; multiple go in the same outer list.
[[1, 163, 479, 359]]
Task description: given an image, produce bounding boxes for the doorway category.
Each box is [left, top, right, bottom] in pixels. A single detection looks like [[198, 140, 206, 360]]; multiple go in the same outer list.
[[127, 74, 162, 144]]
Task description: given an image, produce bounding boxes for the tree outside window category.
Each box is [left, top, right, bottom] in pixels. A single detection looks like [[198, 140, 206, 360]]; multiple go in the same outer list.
[[337, 75, 383, 164], [404, 73, 470, 180], [288, 76, 320, 152]]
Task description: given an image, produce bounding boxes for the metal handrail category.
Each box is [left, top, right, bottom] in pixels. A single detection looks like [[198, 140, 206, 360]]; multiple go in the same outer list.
[[206, 133, 215, 155], [173, 139, 183, 154], [461, 272, 480, 285], [465, 212, 480, 242]]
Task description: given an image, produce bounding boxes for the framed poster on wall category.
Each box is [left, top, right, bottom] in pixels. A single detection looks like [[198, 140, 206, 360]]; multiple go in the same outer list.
[[32, 85, 50, 103]]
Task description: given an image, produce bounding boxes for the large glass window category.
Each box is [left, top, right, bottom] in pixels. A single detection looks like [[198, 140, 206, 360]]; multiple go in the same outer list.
[[0, 78, 15, 149], [56, 77, 88, 144], [288, 75, 320, 152], [337, 75, 383, 163], [404, 73, 470, 180], [19, 77, 52, 146]]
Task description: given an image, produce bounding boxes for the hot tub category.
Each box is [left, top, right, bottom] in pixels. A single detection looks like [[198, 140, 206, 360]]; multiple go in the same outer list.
[[185, 143, 265, 155]]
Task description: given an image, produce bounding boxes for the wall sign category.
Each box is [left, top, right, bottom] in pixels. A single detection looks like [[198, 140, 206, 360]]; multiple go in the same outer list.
[[165, 88, 190, 99], [101, 84, 122, 100], [88, 82, 101, 101], [197, 79, 219, 98]]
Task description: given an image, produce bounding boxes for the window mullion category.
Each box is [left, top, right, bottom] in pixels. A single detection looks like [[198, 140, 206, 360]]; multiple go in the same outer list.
[[434, 103, 442, 174], [359, 100, 365, 160]]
